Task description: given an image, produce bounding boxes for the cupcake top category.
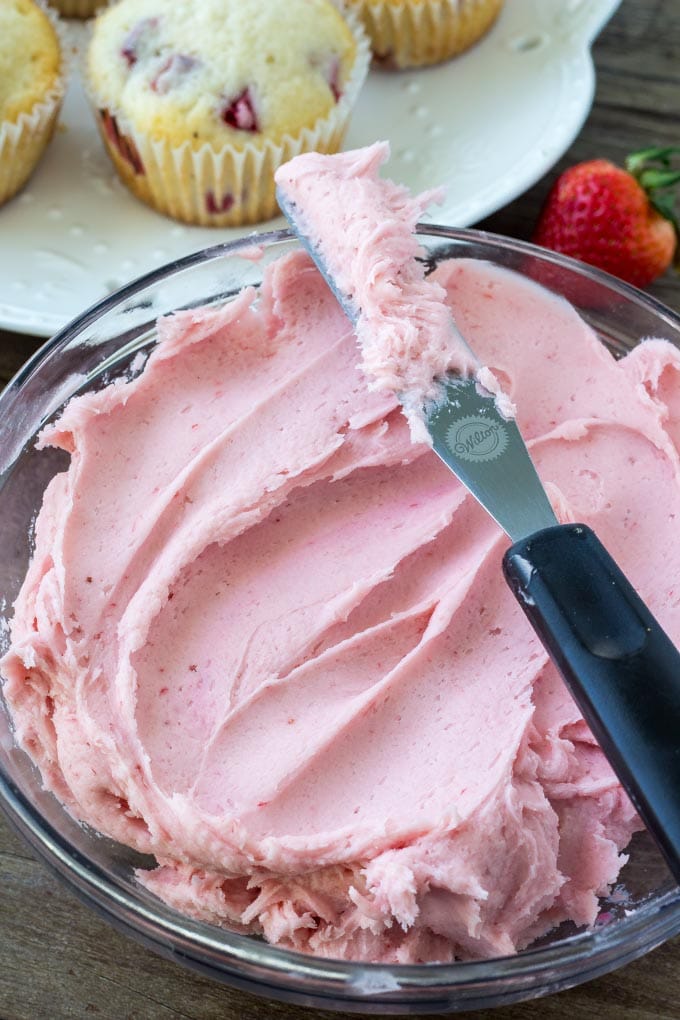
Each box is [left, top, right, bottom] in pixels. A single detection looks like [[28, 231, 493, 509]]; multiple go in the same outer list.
[[87, 0, 359, 150], [0, 0, 62, 123]]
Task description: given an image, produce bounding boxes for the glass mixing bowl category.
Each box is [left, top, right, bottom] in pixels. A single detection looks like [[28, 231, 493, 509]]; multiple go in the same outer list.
[[1, 227, 679, 1015]]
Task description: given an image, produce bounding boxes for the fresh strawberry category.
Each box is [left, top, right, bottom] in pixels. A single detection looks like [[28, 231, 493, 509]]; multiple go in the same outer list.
[[532, 147, 680, 288]]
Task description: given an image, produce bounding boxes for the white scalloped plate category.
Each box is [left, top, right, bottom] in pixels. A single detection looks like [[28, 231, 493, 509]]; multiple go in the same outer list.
[[0, 0, 620, 337]]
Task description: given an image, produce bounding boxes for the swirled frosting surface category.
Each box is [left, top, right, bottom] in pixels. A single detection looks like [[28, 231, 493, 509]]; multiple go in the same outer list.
[[3, 248, 680, 962]]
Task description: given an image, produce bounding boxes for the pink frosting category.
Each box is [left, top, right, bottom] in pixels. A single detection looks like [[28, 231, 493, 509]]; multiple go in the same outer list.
[[275, 142, 483, 438], [3, 252, 680, 963]]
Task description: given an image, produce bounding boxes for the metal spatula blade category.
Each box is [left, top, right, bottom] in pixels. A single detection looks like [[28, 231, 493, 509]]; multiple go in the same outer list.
[[276, 189, 556, 541], [426, 378, 557, 542], [278, 188, 680, 883]]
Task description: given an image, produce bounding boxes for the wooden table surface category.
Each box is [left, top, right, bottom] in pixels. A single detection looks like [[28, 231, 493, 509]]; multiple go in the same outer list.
[[2, 2, 680, 1018]]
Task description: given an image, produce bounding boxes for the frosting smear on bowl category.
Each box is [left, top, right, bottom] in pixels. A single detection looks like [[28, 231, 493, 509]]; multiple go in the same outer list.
[[3, 230, 680, 963]]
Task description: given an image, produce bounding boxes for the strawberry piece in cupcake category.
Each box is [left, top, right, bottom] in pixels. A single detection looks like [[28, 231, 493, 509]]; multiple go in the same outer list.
[[86, 0, 370, 227]]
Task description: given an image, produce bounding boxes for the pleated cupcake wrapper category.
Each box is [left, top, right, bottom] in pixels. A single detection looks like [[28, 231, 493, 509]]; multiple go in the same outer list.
[[93, 95, 353, 228], [353, 0, 504, 67], [84, 2, 371, 227], [49, 0, 107, 19], [0, 1, 69, 206]]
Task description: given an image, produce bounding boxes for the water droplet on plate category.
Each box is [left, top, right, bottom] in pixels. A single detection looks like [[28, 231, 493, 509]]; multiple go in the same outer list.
[[508, 33, 548, 52]]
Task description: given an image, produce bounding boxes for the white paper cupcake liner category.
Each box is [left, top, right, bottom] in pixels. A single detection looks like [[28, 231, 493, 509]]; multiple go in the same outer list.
[[0, 1, 69, 207], [84, 3, 371, 227], [351, 0, 504, 68]]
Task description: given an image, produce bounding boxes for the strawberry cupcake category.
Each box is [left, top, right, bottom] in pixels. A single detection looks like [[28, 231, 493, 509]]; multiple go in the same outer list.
[[347, 0, 504, 68], [85, 0, 370, 227], [0, 0, 66, 207]]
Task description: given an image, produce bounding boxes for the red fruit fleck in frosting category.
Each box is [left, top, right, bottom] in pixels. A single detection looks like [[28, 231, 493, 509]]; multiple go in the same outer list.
[[220, 88, 259, 132], [99, 109, 145, 176], [151, 53, 200, 94], [206, 191, 235, 214], [121, 17, 159, 68]]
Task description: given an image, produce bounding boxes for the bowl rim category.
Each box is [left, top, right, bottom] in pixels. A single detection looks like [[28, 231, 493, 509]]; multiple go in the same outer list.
[[3, 768, 680, 994], [2, 223, 680, 1007], [8, 223, 680, 401]]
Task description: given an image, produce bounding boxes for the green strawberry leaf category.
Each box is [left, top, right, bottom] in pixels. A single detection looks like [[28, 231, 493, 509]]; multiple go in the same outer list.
[[626, 147, 680, 174], [625, 147, 680, 258], [650, 190, 679, 228], [638, 169, 680, 191]]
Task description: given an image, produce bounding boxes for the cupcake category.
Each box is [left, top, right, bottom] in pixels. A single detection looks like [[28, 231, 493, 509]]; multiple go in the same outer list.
[[85, 0, 370, 227], [0, 0, 65, 207], [347, 0, 505, 68], [48, 0, 106, 19]]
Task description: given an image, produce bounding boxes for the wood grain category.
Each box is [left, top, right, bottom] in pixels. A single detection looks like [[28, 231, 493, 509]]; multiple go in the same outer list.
[[2, 2, 680, 1017]]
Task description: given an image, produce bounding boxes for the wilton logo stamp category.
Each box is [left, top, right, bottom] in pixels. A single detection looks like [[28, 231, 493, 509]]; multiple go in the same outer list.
[[446, 416, 509, 463]]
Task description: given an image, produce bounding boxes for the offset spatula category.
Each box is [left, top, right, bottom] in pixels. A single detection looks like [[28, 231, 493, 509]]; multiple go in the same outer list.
[[277, 189, 680, 883]]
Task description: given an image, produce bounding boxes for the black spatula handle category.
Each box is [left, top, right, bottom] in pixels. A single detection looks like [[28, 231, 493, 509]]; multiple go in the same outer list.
[[503, 522, 680, 883]]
